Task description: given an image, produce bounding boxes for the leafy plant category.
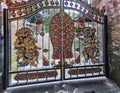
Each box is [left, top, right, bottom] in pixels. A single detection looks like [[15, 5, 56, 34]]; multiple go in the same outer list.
[[26, 13, 42, 23]]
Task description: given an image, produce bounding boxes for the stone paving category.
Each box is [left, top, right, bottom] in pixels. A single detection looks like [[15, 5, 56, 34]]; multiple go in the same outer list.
[[2, 77, 120, 93]]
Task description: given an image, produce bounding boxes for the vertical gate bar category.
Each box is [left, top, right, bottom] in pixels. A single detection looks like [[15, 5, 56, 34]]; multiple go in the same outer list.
[[73, 40, 76, 69], [103, 15, 109, 78], [17, 72, 19, 85], [60, 0, 64, 11], [61, 0, 65, 80], [48, 9, 50, 68], [35, 19, 39, 70], [97, 23, 101, 75], [3, 9, 9, 89], [16, 20, 19, 70], [42, 17, 44, 68]]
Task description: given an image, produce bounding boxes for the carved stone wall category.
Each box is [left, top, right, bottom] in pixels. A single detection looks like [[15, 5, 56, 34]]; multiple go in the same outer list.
[[108, 0, 120, 87]]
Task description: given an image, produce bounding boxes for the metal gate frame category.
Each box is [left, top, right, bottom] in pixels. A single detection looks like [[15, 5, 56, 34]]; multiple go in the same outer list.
[[2, 0, 108, 89]]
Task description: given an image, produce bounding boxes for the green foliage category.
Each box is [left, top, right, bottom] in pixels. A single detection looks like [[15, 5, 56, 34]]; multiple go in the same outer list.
[[26, 13, 42, 23], [12, 51, 18, 70], [71, 12, 77, 19], [44, 17, 50, 32], [26, 9, 78, 33]]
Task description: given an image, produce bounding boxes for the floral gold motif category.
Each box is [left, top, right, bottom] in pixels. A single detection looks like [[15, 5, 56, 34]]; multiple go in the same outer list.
[[14, 27, 41, 67]]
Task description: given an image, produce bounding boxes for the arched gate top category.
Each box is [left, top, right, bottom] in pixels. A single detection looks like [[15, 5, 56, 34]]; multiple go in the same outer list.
[[5, 0, 104, 24]]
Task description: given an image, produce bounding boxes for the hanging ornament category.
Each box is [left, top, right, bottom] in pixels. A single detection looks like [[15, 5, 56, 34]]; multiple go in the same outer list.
[[70, 60, 74, 66], [39, 1, 43, 7], [51, 61, 56, 67], [50, 0, 54, 5], [80, 5, 83, 10], [43, 55, 50, 66], [11, 10, 16, 18], [40, 32, 45, 36], [95, 15, 98, 21], [99, 17, 102, 21], [45, 0, 49, 6], [34, 4, 38, 9], [17, 9, 22, 16], [84, 9, 87, 13], [43, 49, 49, 53], [75, 3, 78, 8], [55, 0, 59, 6], [65, 1, 68, 6], [75, 48, 80, 52], [75, 55, 80, 64], [70, 2, 73, 7], [23, 9, 27, 14], [74, 17, 85, 29], [35, 18, 43, 25], [29, 6, 33, 12]]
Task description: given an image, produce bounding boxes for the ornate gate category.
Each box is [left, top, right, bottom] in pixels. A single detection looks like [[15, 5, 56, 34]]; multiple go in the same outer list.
[[3, 0, 108, 89]]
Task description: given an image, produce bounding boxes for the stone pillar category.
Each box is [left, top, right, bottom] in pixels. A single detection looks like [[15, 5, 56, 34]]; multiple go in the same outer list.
[[0, 2, 2, 72], [107, 0, 120, 87], [0, 2, 3, 92]]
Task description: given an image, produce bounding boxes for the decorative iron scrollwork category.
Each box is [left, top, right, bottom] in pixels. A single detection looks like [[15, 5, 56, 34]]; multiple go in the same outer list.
[[49, 11, 75, 59], [14, 27, 41, 67], [68, 67, 102, 75], [14, 70, 58, 80], [82, 28, 100, 63], [43, 55, 50, 66], [75, 55, 81, 64]]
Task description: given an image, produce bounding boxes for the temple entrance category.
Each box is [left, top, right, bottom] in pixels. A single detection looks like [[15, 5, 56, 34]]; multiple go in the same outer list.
[[3, 0, 107, 88]]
